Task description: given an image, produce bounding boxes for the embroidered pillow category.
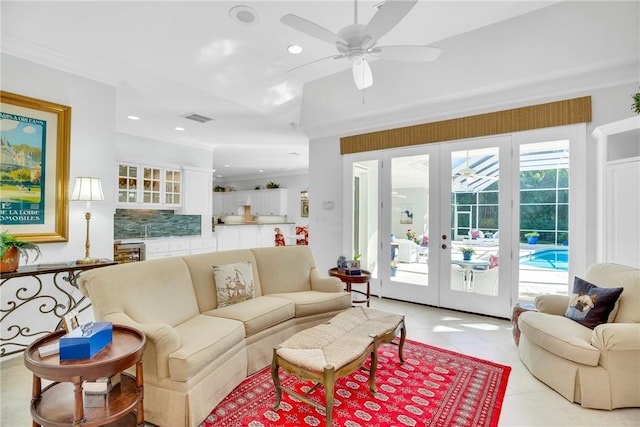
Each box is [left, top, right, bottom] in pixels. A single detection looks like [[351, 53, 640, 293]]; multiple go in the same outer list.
[[564, 276, 623, 329], [213, 262, 255, 308]]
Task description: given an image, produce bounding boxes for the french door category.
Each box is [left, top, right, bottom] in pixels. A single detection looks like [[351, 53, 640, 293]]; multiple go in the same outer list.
[[346, 137, 513, 318], [438, 137, 512, 317]]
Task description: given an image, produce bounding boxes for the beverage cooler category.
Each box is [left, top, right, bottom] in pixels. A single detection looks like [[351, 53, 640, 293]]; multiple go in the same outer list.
[[113, 242, 146, 264]]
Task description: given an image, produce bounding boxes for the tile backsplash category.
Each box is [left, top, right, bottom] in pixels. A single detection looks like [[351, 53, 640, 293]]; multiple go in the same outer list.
[[114, 209, 201, 240]]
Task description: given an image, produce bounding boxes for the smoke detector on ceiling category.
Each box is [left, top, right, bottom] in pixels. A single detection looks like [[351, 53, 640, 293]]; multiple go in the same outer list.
[[229, 5, 260, 26], [182, 112, 214, 123]]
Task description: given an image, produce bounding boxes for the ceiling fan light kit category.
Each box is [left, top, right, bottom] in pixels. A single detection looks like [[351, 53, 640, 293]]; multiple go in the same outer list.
[[281, 0, 441, 90], [352, 56, 373, 89]]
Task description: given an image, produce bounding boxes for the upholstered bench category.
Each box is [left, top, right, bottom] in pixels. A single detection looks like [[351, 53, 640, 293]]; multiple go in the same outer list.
[[271, 307, 406, 427]]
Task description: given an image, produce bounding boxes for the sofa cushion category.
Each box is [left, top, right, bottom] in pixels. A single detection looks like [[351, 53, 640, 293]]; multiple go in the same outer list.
[[204, 296, 295, 337], [519, 311, 600, 366], [564, 276, 623, 329], [269, 291, 351, 317], [250, 246, 316, 294], [213, 261, 255, 307], [169, 315, 245, 382], [79, 257, 199, 327]]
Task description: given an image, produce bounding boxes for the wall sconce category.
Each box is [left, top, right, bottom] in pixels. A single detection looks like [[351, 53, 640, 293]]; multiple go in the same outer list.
[[71, 177, 104, 264], [300, 190, 309, 200]]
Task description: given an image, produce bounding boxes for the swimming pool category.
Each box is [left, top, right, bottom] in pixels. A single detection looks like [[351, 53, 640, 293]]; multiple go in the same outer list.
[[520, 249, 568, 271]]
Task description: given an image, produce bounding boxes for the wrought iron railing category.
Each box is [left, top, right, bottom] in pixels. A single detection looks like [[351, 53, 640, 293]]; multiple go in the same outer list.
[[0, 260, 115, 357]]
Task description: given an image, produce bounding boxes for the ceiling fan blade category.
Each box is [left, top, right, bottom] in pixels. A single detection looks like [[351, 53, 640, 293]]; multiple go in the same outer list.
[[371, 45, 441, 62], [281, 14, 345, 45], [364, 0, 418, 42], [287, 54, 345, 73], [352, 57, 372, 90]]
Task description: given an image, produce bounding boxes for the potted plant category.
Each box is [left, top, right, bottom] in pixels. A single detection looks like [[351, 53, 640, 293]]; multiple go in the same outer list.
[[460, 247, 475, 261], [524, 231, 540, 244], [266, 181, 280, 189], [390, 260, 398, 276], [1, 231, 41, 272]]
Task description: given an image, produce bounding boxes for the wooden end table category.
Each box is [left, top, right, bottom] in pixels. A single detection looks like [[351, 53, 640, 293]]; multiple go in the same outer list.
[[511, 302, 537, 345], [24, 325, 146, 427], [329, 268, 371, 307]]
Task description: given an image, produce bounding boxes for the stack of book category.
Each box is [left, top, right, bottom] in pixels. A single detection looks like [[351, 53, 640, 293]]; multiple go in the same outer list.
[[83, 373, 121, 407]]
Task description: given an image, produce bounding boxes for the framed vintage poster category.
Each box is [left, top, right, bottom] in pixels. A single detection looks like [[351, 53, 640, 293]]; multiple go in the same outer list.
[[301, 199, 309, 218], [0, 91, 71, 242]]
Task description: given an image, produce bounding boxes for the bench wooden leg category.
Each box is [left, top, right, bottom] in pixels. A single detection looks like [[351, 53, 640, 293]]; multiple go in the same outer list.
[[368, 349, 378, 394], [271, 348, 282, 410], [398, 320, 406, 363], [323, 366, 336, 427]]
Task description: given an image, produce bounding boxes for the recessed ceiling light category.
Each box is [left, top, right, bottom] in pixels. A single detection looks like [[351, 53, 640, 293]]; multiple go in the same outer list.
[[224, 164, 230, 168], [175, 127, 185, 131], [127, 115, 140, 120], [229, 5, 260, 26], [258, 169, 264, 173], [287, 44, 302, 54]]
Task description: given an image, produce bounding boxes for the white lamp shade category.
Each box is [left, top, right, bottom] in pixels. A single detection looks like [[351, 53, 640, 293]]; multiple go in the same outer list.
[[352, 56, 373, 90], [71, 177, 104, 201]]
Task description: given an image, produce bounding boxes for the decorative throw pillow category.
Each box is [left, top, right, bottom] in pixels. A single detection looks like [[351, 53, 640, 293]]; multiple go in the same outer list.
[[489, 255, 499, 269], [564, 276, 623, 329], [213, 262, 255, 308]]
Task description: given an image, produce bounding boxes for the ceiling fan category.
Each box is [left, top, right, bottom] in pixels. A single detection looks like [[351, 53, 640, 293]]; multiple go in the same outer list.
[[281, 0, 441, 90], [453, 151, 498, 182]]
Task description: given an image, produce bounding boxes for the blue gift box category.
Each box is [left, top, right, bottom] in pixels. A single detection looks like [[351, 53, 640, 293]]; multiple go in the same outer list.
[[59, 322, 113, 360]]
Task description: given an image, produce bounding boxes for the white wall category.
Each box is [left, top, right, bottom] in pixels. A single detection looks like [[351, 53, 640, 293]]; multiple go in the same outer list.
[[309, 136, 343, 271], [1, 54, 116, 358], [2, 54, 116, 263], [308, 82, 640, 274]]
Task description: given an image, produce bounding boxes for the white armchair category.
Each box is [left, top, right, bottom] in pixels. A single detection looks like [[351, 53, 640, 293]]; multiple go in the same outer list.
[[396, 238, 420, 263], [518, 263, 640, 409]]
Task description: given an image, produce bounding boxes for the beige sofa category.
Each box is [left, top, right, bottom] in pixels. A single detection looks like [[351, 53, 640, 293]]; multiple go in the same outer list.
[[518, 263, 640, 410], [79, 245, 351, 426]]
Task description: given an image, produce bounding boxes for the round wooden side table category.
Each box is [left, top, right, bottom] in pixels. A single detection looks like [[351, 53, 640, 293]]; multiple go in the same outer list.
[[329, 268, 372, 307], [511, 302, 537, 345], [24, 324, 146, 427]]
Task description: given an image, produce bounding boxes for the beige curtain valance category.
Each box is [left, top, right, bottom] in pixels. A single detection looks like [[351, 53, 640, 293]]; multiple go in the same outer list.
[[340, 96, 591, 155]]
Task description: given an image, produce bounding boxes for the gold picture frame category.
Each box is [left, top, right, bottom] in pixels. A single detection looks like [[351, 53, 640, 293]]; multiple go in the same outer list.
[[0, 91, 70, 243], [301, 199, 309, 218]]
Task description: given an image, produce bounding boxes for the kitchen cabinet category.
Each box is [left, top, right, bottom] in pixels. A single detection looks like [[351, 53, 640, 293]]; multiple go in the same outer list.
[[116, 162, 182, 209], [252, 189, 288, 215], [143, 237, 216, 259], [215, 223, 294, 251], [180, 167, 213, 215], [212, 188, 288, 216]]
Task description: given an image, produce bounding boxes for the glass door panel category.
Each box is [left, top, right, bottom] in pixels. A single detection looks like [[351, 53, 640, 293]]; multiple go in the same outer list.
[[352, 160, 379, 278], [439, 138, 512, 318], [517, 140, 570, 301], [388, 154, 430, 288]]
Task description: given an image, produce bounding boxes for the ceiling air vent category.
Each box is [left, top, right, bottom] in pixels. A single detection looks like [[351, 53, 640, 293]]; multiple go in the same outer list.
[[182, 113, 214, 123]]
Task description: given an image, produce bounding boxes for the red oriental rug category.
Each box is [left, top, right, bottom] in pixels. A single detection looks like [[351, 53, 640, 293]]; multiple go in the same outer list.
[[200, 339, 510, 427]]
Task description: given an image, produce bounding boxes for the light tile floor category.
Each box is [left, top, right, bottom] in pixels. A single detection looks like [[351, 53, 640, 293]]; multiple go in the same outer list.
[[1, 297, 639, 426]]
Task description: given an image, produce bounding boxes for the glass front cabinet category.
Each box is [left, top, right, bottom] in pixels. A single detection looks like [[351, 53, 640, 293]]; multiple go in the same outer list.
[[116, 162, 182, 208]]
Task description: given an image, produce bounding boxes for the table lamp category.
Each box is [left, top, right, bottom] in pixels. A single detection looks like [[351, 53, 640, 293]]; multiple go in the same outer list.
[[71, 177, 104, 264]]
